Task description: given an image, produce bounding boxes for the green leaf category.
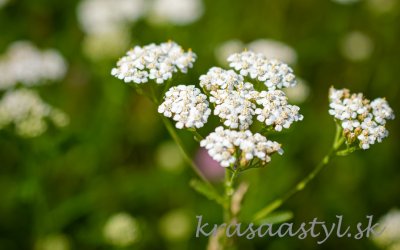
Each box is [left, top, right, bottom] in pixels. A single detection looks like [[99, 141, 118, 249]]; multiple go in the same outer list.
[[254, 210, 294, 225], [252, 199, 283, 221], [189, 179, 224, 206]]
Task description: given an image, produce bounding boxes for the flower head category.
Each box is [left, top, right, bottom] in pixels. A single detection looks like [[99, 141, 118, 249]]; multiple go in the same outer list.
[[158, 85, 211, 129], [199, 67, 246, 92], [200, 126, 283, 167], [111, 41, 196, 84], [227, 51, 296, 90], [255, 90, 303, 131], [329, 87, 395, 149], [210, 89, 257, 130]]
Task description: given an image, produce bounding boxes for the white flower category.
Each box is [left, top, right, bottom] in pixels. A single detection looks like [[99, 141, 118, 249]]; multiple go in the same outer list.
[[0, 41, 67, 90], [371, 98, 395, 124], [227, 51, 297, 90], [111, 41, 196, 84], [200, 126, 283, 167], [255, 90, 303, 131], [103, 213, 140, 247], [150, 0, 204, 26], [0, 89, 69, 137], [211, 89, 257, 130], [198, 66, 302, 131], [158, 85, 211, 129], [199, 67, 255, 92], [328, 87, 395, 149], [77, 0, 147, 35]]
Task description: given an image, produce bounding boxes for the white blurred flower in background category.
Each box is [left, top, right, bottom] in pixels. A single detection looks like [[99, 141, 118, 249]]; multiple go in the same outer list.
[[214, 40, 245, 66], [77, 0, 147, 35], [149, 0, 204, 26], [283, 78, 310, 104], [215, 39, 297, 66], [82, 30, 130, 60], [340, 31, 374, 61], [0, 41, 67, 90], [366, 0, 397, 14], [103, 212, 141, 247], [0, 0, 9, 8], [156, 140, 185, 172], [0, 89, 69, 137], [158, 209, 193, 242], [247, 39, 297, 65], [373, 209, 400, 249], [77, 0, 146, 59]]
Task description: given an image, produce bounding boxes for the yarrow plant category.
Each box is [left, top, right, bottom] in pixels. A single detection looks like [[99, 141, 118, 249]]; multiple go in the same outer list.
[[111, 41, 196, 84], [112, 41, 395, 249]]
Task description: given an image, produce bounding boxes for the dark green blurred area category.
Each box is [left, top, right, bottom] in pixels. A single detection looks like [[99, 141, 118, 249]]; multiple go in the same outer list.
[[0, 0, 399, 249]]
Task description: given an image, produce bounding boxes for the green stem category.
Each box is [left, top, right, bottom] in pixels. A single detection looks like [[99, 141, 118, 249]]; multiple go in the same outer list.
[[145, 82, 213, 189], [161, 116, 212, 187], [253, 123, 345, 221], [222, 168, 239, 249]]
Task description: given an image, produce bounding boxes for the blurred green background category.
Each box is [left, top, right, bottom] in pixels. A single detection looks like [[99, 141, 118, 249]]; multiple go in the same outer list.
[[0, 0, 399, 249]]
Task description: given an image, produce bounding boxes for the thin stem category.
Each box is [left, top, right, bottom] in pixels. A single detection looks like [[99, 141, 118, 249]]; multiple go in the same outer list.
[[222, 168, 239, 249], [190, 129, 204, 142], [161, 116, 212, 187], [142, 82, 214, 188], [253, 124, 345, 221]]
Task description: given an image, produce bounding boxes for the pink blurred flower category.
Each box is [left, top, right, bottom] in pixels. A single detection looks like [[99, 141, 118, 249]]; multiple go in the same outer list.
[[195, 148, 225, 182]]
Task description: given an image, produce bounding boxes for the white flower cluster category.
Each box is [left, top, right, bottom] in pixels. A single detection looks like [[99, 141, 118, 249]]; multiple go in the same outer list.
[[111, 42, 196, 84], [227, 51, 296, 90], [0, 41, 67, 90], [329, 87, 395, 149], [77, 0, 146, 35], [155, 50, 303, 167], [255, 90, 303, 131], [200, 126, 283, 167], [198, 66, 302, 131], [199, 67, 245, 91], [211, 89, 257, 130], [158, 85, 211, 129], [0, 89, 69, 137]]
